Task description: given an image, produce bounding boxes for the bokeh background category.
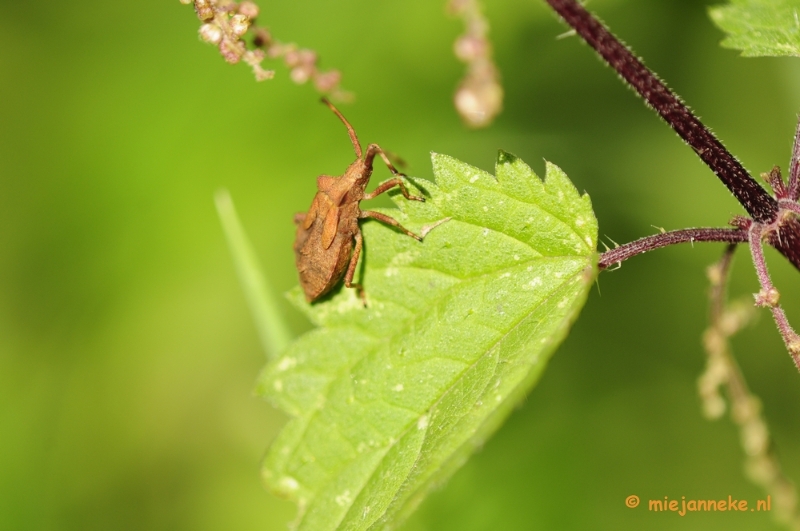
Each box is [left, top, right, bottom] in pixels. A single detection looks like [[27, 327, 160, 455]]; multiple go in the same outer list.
[[2, 0, 800, 529]]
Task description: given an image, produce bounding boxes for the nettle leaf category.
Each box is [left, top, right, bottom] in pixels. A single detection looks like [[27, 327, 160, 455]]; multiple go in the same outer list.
[[257, 151, 598, 530], [709, 0, 800, 57]]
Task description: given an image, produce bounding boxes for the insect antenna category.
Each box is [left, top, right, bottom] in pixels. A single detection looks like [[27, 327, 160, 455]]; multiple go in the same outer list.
[[321, 97, 362, 159]]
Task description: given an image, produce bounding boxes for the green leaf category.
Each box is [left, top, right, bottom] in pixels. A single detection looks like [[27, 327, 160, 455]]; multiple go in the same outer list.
[[257, 151, 598, 530], [709, 0, 800, 57]]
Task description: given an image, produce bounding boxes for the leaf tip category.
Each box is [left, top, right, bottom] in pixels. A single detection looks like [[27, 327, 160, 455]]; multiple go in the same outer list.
[[496, 149, 517, 166]]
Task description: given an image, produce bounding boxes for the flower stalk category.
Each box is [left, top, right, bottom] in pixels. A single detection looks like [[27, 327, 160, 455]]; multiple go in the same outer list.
[[700, 245, 800, 530]]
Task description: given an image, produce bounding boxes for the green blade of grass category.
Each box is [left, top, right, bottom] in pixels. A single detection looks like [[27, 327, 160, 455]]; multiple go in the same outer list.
[[216, 189, 292, 359]]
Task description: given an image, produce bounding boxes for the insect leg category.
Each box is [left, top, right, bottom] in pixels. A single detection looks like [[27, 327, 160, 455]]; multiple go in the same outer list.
[[363, 143, 425, 202], [344, 229, 367, 303], [364, 143, 405, 176], [293, 212, 307, 225], [360, 210, 422, 241], [364, 177, 425, 202]]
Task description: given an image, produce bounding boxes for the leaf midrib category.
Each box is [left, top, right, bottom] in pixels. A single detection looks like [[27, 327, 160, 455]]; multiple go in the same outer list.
[[298, 259, 591, 530]]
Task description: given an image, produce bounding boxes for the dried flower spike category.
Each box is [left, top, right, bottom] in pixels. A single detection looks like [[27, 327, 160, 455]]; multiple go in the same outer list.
[[699, 245, 800, 528], [199, 23, 223, 45], [229, 14, 250, 37], [448, 0, 503, 128], [182, 0, 347, 98], [194, 0, 215, 21], [238, 1, 259, 19]]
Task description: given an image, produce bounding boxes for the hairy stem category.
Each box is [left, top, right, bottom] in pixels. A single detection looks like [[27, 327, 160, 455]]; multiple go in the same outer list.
[[543, 0, 800, 271], [780, 201, 800, 216], [543, 0, 777, 223], [598, 228, 747, 270], [748, 224, 800, 370], [789, 115, 800, 201], [767, 216, 800, 271]]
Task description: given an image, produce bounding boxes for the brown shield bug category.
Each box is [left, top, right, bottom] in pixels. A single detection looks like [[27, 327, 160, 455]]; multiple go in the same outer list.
[[293, 98, 425, 303]]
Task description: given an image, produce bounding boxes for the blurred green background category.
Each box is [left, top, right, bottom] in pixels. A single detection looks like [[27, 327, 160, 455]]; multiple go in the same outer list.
[[2, 0, 800, 529]]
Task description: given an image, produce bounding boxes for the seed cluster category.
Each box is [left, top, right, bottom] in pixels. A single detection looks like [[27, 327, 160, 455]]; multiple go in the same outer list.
[[181, 0, 346, 97]]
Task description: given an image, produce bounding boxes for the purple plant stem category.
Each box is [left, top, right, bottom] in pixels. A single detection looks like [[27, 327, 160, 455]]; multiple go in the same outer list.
[[747, 224, 800, 369], [767, 217, 800, 270], [543, 0, 800, 271], [780, 200, 800, 216], [789, 115, 800, 201], [748, 224, 773, 290], [544, 0, 777, 224], [772, 306, 800, 371], [598, 228, 747, 270]]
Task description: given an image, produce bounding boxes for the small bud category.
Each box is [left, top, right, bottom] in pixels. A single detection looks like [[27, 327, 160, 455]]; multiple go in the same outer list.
[[179, 0, 192, 4], [753, 287, 780, 307], [298, 49, 318, 66], [313, 70, 342, 93], [454, 75, 503, 128], [732, 395, 760, 424], [742, 419, 768, 456], [219, 37, 245, 64], [284, 49, 301, 67], [245, 48, 265, 62], [767, 165, 788, 199], [702, 395, 726, 419], [253, 27, 271, 48], [447, 0, 471, 15], [229, 14, 250, 37], [267, 42, 288, 59], [290, 65, 312, 84], [216, 0, 236, 11], [719, 302, 753, 335], [728, 215, 751, 230], [454, 35, 486, 62], [242, 49, 274, 81], [199, 23, 223, 44], [745, 455, 777, 485], [706, 263, 723, 286], [702, 328, 723, 354], [238, 1, 259, 19], [789, 338, 800, 357], [194, 0, 215, 21], [253, 66, 276, 82]]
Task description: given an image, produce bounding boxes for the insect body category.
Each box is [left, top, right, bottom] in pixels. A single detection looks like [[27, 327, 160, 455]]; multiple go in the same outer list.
[[294, 99, 425, 302]]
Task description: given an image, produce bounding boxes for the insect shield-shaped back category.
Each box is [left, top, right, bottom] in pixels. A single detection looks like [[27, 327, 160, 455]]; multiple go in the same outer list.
[[293, 99, 425, 303]]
